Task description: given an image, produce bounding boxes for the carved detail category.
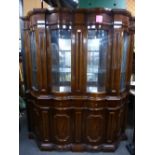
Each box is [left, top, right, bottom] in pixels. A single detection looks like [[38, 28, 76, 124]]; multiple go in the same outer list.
[[53, 114, 71, 142], [42, 111, 50, 141], [75, 112, 82, 142], [86, 115, 104, 143], [33, 108, 41, 138], [107, 111, 115, 143]]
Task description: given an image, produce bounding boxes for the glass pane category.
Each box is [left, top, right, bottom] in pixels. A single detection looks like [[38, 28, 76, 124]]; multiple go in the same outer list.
[[120, 32, 129, 90], [87, 30, 108, 92], [30, 31, 38, 89], [50, 29, 71, 92]]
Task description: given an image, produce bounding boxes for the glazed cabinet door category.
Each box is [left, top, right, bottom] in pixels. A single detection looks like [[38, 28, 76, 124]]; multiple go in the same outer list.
[[47, 28, 72, 93], [111, 29, 131, 93], [120, 32, 130, 91], [86, 29, 110, 93], [29, 30, 38, 90], [30, 16, 47, 92]]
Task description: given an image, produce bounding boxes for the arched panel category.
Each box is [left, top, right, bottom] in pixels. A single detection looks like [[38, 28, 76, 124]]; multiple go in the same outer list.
[[86, 115, 104, 143], [53, 114, 71, 142]]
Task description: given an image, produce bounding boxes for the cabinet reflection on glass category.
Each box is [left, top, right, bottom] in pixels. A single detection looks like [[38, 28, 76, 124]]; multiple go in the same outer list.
[[30, 31, 38, 89], [120, 32, 129, 91], [50, 29, 71, 92], [87, 30, 108, 92]]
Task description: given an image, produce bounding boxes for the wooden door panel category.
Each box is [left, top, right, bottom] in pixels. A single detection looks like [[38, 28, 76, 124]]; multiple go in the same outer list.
[[85, 114, 104, 143], [33, 107, 41, 139], [41, 110, 50, 142], [53, 113, 72, 143], [106, 109, 123, 143]]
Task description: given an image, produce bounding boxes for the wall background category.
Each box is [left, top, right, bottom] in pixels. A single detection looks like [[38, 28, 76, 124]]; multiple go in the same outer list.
[[127, 0, 135, 16], [23, 0, 135, 16], [79, 0, 126, 9], [23, 0, 49, 16], [79, 0, 135, 16]]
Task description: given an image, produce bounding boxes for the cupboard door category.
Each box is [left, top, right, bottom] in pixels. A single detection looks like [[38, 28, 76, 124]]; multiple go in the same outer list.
[[106, 109, 123, 143], [33, 107, 41, 139], [52, 110, 73, 144], [86, 30, 108, 93], [50, 29, 72, 92], [41, 110, 50, 142], [84, 109, 105, 144]]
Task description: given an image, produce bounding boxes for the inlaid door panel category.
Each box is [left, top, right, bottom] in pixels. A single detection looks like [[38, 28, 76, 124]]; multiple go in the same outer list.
[[117, 109, 123, 137], [106, 109, 121, 143], [33, 107, 41, 139], [41, 110, 50, 142], [26, 100, 34, 133], [52, 110, 73, 143], [74, 111, 82, 143], [84, 110, 105, 144]]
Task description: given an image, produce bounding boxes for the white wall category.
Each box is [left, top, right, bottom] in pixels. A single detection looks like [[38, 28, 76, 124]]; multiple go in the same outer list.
[[23, 0, 50, 16]]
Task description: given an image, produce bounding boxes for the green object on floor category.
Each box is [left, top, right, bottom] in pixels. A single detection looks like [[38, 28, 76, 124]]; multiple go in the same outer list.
[[19, 96, 26, 110]]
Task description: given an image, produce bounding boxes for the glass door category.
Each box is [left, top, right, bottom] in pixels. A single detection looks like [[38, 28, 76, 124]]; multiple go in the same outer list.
[[50, 29, 71, 92], [30, 31, 38, 89], [86, 30, 108, 93], [120, 32, 129, 91]]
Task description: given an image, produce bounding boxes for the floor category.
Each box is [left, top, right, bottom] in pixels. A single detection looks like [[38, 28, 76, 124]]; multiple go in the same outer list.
[[19, 112, 133, 155]]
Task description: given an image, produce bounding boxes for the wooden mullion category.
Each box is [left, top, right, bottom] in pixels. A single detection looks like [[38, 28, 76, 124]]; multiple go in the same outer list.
[[24, 29, 32, 90], [71, 29, 76, 92], [35, 29, 42, 92], [126, 33, 134, 87], [40, 27, 47, 93], [46, 28, 52, 93], [111, 29, 123, 94], [81, 28, 87, 92], [117, 30, 124, 94], [106, 29, 113, 93]]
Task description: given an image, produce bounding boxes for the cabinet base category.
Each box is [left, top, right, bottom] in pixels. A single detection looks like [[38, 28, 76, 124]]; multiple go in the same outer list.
[[28, 132, 34, 139], [26, 93, 128, 152], [28, 131, 128, 152], [38, 142, 118, 152]]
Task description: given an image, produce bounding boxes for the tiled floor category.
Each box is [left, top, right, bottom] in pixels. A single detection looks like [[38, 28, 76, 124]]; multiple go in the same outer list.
[[19, 112, 133, 155]]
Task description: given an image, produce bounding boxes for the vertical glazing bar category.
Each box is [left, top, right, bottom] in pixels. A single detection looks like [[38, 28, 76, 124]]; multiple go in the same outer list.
[[35, 29, 42, 91], [111, 29, 123, 94], [126, 33, 134, 87], [106, 30, 113, 92], [24, 29, 31, 90], [46, 28, 52, 92]]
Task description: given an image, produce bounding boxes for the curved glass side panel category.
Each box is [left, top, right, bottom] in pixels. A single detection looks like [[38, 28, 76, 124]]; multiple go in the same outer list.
[[120, 32, 129, 90], [30, 31, 38, 89], [86, 30, 108, 93], [50, 29, 71, 92]]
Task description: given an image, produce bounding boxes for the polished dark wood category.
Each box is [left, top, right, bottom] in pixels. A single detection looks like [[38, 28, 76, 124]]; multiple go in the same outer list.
[[23, 8, 134, 152]]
